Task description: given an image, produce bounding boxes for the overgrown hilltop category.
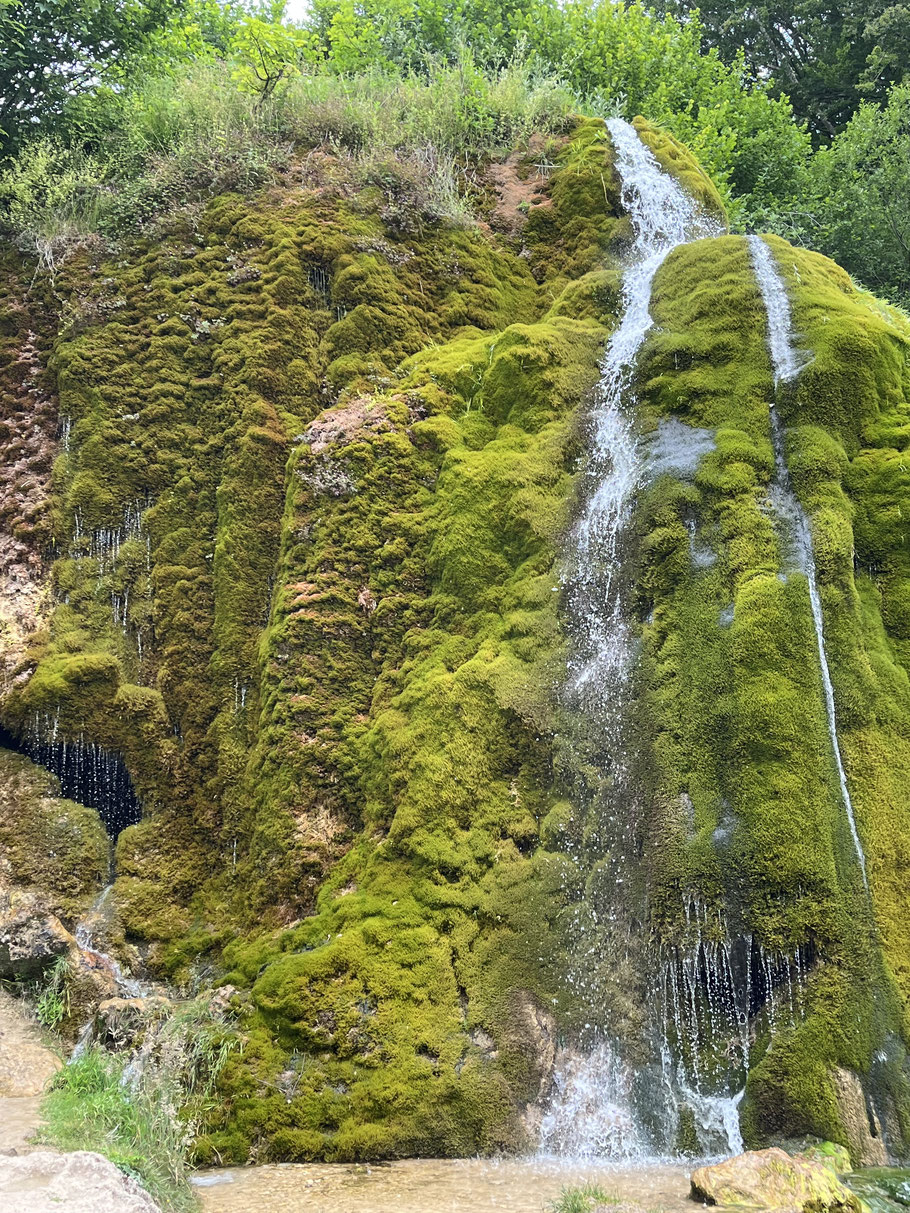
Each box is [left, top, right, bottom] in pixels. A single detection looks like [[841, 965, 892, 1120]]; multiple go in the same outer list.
[[1, 0, 908, 305]]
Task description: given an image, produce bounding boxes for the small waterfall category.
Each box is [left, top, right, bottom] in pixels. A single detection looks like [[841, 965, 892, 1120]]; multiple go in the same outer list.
[[748, 235, 869, 890], [546, 119, 721, 1161], [565, 119, 719, 717]]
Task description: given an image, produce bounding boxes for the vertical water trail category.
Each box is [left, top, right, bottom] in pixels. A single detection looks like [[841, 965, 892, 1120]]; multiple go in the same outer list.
[[545, 119, 721, 1161], [566, 120, 719, 714], [748, 235, 869, 890]]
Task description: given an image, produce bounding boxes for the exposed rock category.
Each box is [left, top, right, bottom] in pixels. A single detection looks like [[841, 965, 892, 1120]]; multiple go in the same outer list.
[[0, 889, 74, 979], [690, 1148, 860, 1211], [831, 1067, 888, 1166], [0, 1149, 162, 1212], [95, 996, 172, 1048]]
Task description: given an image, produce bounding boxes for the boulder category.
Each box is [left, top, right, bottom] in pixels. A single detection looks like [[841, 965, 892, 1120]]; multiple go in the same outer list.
[[95, 996, 172, 1048], [690, 1147, 860, 1212], [0, 890, 74, 979], [0, 1149, 162, 1211]]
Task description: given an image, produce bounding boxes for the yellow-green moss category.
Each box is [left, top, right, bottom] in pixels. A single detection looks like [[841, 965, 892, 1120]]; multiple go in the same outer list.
[[632, 116, 728, 227]]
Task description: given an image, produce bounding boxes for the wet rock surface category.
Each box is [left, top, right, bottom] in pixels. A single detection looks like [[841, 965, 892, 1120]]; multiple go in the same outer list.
[[691, 1147, 860, 1211], [0, 1150, 162, 1212]]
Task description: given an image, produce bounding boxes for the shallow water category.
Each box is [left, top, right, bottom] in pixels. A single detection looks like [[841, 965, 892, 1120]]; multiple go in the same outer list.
[[194, 1158, 696, 1213]]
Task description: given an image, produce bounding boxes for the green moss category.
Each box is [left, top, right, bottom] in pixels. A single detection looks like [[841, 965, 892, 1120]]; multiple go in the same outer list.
[[633, 233, 910, 1153], [632, 116, 728, 226], [0, 747, 108, 920], [8, 120, 902, 1164]]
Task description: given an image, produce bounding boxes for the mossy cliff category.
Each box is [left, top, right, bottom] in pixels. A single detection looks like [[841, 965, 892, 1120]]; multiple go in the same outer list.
[[2, 113, 910, 1162], [632, 234, 910, 1157]]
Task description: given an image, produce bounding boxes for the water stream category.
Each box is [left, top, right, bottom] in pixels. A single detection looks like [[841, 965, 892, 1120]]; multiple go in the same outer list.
[[748, 234, 870, 890], [547, 119, 725, 1161]]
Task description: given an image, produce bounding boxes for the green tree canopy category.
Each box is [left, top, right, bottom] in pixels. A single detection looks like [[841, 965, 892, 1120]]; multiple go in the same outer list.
[[812, 81, 910, 303], [0, 0, 188, 153], [656, 0, 910, 136]]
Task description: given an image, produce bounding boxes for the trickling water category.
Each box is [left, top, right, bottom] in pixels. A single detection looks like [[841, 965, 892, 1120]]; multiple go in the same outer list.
[[748, 235, 869, 890], [653, 897, 812, 1156], [21, 710, 142, 837], [547, 119, 723, 1161], [74, 885, 146, 1000]]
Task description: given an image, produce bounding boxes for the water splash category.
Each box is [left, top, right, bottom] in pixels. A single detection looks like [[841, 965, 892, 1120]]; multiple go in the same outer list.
[[539, 1043, 651, 1161], [748, 235, 869, 890]]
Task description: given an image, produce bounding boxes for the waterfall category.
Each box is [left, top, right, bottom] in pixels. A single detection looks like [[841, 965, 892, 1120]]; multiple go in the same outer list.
[[748, 235, 870, 890], [544, 119, 722, 1161], [21, 709, 142, 837], [565, 119, 719, 717]]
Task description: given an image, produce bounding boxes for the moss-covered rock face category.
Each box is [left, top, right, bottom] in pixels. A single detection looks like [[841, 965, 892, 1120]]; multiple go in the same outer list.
[[2, 115, 910, 1162], [631, 234, 910, 1157], [0, 747, 108, 921]]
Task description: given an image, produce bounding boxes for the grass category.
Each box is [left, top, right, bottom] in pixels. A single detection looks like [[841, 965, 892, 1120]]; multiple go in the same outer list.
[[37, 999, 236, 1213], [34, 955, 70, 1029], [547, 1184, 618, 1213], [0, 50, 576, 261]]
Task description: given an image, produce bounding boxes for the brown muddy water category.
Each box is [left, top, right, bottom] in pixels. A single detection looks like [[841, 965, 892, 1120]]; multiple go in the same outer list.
[[193, 1157, 698, 1213]]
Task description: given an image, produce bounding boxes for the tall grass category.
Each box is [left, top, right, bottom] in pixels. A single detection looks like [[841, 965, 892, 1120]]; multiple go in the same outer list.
[[0, 50, 576, 259], [37, 999, 235, 1213]]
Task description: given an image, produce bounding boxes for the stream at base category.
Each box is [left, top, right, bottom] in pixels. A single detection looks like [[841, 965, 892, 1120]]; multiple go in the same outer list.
[[193, 1159, 695, 1213]]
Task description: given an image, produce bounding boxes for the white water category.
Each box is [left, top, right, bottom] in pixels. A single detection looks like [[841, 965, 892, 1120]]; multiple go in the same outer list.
[[748, 235, 870, 890], [548, 119, 729, 1161], [566, 119, 719, 714]]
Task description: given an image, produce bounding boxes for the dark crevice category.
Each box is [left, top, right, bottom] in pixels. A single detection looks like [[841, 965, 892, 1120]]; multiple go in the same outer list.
[[0, 721, 141, 837]]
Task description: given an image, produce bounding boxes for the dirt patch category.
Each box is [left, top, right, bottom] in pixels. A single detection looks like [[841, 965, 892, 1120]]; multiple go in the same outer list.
[[0, 989, 60, 1153], [486, 135, 563, 234], [300, 396, 393, 454]]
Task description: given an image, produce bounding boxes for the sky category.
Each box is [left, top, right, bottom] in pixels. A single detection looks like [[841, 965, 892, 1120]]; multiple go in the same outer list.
[[283, 0, 310, 23]]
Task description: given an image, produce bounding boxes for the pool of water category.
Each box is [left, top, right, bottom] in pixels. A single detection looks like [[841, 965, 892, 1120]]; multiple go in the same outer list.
[[193, 1158, 696, 1213]]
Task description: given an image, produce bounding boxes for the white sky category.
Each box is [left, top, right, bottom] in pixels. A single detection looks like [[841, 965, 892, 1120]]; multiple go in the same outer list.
[[283, 0, 310, 23]]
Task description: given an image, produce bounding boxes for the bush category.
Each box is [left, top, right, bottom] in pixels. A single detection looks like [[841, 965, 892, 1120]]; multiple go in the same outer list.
[[0, 51, 574, 257]]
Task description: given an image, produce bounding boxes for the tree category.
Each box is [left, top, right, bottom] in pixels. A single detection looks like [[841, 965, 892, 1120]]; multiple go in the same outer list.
[[0, 0, 188, 153], [229, 8, 316, 99], [655, 0, 909, 137], [811, 82, 910, 305]]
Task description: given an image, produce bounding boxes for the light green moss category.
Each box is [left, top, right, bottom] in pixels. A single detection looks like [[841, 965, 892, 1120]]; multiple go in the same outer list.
[[632, 116, 728, 227]]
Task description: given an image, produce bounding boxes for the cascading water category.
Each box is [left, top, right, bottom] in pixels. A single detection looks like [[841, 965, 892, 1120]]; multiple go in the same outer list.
[[543, 119, 723, 1162], [748, 235, 870, 890], [565, 120, 719, 719], [20, 710, 141, 837]]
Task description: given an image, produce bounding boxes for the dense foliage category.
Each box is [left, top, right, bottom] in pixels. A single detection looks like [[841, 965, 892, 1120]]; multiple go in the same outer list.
[[0, 0, 907, 303], [656, 0, 910, 136]]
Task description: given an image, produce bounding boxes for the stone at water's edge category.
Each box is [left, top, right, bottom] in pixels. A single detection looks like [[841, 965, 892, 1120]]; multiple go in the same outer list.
[[691, 1148, 860, 1212], [0, 1150, 162, 1213]]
